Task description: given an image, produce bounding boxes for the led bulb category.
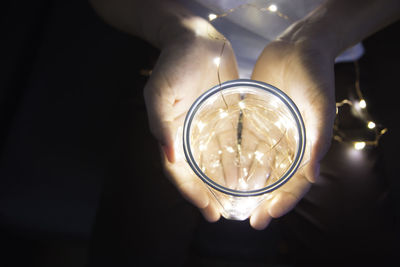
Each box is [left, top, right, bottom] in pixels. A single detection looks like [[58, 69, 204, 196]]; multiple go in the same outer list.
[[268, 4, 278, 12], [208, 13, 217, 21], [354, 141, 366, 150], [359, 99, 366, 109], [367, 121, 376, 129], [213, 57, 221, 67]]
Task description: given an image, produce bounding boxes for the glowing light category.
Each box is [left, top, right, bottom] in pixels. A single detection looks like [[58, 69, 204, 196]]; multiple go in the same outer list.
[[359, 99, 366, 109], [219, 109, 228, 118], [367, 121, 376, 129], [199, 144, 207, 151], [197, 121, 206, 132], [270, 99, 279, 108], [213, 57, 221, 67], [274, 118, 282, 129], [268, 4, 278, 12], [254, 150, 264, 163], [208, 13, 217, 21], [226, 146, 235, 153], [218, 150, 222, 155], [238, 101, 245, 109], [238, 178, 248, 190], [243, 168, 248, 177], [354, 141, 366, 150]]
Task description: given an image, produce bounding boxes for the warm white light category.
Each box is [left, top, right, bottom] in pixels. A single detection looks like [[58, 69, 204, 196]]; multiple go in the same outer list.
[[243, 168, 248, 177], [254, 150, 264, 163], [354, 141, 366, 150], [219, 108, 228, 118], [238, 101, 245, 109], [208, 13, 217, 21], [213, 57, 221, 67], [199, 144, 207, 151], [197, 121, 206, 132], [238, 178, 248, 190], [268, 4, 278, 12], [274, 118, 282, 129], [367, 121, 376, 129], [359, 99, 366, 109], [226, 146, 235, 153]]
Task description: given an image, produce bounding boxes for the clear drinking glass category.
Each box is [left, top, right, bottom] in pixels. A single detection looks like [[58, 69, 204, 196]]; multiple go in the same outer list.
[[183, 79, 307, 220]]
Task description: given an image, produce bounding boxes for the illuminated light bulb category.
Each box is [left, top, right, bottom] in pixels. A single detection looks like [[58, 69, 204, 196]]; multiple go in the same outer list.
[[218, 150, 222, 155], [268, 4, 278, 12], [238, 101, 245, 109], [254, 150, 264, 163], [208, 13, 217, 21], [274, 118, 283, 128], [238, 178, 248, 190], [197, 121, 206, 132], [270, 99, 279, 108], [359, 99, 366, 109], [199, 144, 207, 151], [213, 57, 221, 67], [354, 141, 366, 150], [226, 146, 235, 153], [219, 108, 228, 118], [243, 168, 248, 177], [367, 121, 376, 129]]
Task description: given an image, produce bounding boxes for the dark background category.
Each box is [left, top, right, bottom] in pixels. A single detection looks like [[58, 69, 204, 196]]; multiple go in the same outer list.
[[1, 0, 399, 266]]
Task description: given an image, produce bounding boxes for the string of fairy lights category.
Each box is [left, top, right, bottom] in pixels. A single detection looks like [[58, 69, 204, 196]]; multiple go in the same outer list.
[[206, 1, 387, 151]]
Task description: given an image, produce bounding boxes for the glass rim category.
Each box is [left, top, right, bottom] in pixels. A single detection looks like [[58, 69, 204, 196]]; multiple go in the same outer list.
[[183, 79, 306, 197]]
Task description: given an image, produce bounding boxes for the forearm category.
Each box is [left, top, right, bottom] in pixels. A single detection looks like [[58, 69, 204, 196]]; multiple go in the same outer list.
[[89, 0, 198, 48], [279, 0, 400, 58]]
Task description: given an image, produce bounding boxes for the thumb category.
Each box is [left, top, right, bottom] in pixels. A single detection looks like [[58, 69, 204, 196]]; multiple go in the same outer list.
[[304, 102, 335, 183], [144, 79, 176, 163]]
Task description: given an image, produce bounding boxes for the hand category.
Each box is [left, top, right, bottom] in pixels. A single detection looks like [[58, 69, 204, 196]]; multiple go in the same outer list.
[[249, 39, 336, 229], [143, 17, 239, 222]]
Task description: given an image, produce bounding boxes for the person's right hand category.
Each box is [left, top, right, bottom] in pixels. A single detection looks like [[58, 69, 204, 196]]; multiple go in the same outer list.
[[143, 17, 239, 222], [249, 37, 337, 230]]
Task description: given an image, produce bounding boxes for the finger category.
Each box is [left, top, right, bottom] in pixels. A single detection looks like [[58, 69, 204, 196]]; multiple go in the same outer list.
[[236, 128, 260, 190], [268, 172, 311, 218], [303, 101, 335, 183], [246, 142, 272, 190], [199, 134, 225, 186], [217, 128, 239, 189], [210, 106, 240, 189], [144, 80, 176, 163], [162, 152, 209, 209], [199, 199, 221, 222], [250, 170, 311, 230], [249, 196, 273, 230]]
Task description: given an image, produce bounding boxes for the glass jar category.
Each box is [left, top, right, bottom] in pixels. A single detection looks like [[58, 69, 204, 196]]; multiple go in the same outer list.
[[183, 79, 306, 220]]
